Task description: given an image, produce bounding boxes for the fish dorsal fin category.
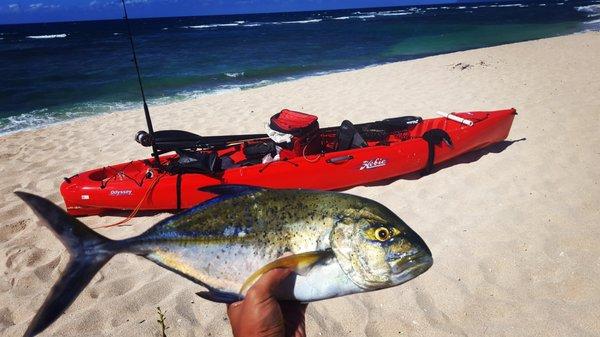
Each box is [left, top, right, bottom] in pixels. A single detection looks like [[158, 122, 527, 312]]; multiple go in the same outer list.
[[239, 250, 332, 295], [199, 184, 265, 196]]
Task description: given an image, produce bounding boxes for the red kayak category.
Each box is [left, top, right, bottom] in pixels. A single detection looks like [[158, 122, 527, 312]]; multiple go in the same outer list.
[[61, 108, 516, 216]]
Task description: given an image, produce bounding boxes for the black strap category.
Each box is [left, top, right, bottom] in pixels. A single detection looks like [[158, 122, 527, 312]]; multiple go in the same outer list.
[[176, 173, 182, 211], [421, 129, 453, 176]]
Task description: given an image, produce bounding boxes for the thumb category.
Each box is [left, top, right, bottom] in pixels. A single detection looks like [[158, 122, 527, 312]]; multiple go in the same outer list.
[[247, 268, 294, 301]]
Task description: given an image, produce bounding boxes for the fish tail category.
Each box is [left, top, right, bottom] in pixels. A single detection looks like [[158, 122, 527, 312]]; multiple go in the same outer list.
[[15, 192, 119, 337]]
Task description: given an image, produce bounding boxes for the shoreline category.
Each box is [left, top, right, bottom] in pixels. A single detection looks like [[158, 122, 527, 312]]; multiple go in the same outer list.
[[0, 31, 595, 138], [1, 31, 599, 336]]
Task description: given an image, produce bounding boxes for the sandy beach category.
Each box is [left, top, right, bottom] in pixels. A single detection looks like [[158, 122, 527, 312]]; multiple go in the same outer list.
[[1, 31, 599, 336]]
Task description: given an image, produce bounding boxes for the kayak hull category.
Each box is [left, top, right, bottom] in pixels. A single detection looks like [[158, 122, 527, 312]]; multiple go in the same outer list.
[[61, 109, 516, 216]]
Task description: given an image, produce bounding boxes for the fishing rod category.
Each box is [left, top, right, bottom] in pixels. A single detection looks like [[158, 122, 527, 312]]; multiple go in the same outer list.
[[120, 0, 159, 162]]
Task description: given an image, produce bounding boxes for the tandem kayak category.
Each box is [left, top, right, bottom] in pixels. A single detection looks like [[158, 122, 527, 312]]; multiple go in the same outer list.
[[60, 108, 516, 216]]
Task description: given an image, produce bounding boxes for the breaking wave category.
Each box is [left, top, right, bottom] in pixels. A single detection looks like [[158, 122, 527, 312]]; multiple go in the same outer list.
[[26, 33, 67, 39], [182, 19, 321, 29], [182, 23, 240, 29], [0, 109, 56, 134], [329, 9, 419, 21], [276, 19, 322, 24], [497, 4, 528, 8], [225, 72, 244, 78], [576, 4, 600, 16]]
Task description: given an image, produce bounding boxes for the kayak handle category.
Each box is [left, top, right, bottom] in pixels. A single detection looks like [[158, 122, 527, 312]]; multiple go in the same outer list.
[[327, 155, 354, 164]]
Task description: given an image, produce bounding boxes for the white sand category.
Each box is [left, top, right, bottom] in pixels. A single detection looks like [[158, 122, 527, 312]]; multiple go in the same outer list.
[[1, 32, 599, 336]]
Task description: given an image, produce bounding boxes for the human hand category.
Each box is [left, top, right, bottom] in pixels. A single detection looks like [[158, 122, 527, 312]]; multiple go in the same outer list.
[[227, 268, 308, 337]]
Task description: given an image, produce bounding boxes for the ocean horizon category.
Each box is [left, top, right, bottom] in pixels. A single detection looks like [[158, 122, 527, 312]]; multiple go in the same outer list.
[[1, 0, 599, 135]]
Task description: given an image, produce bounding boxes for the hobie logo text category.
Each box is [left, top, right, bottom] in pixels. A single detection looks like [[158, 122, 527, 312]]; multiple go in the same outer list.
[[359, 158, 387, 170]]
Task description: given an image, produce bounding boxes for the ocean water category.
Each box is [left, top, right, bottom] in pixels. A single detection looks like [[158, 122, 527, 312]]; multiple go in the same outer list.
[[0, 1, 599, 134]]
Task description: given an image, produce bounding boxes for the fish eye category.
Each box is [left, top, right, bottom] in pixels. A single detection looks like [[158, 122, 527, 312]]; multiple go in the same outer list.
[[375, 227, 390, 241]]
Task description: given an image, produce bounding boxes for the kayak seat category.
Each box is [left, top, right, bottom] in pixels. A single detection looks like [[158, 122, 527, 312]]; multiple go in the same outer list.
[[336, 120, 367, 151], [170, 149, 220, 173], [237, 141, 278, 166]]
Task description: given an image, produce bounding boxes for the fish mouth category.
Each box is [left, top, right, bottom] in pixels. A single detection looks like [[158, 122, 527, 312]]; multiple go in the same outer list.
[[390, 250, 433, 284]]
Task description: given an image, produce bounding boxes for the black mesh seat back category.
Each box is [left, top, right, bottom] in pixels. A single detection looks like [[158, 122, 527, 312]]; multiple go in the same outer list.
[[243, 141, 277, 160], [336, 120, 367, 151], [173, 150, 220, 173]]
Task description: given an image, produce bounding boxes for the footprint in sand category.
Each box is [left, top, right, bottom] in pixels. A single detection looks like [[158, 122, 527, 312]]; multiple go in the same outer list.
[[0, 307, 15, 333], [414, 289, 468, 336], [33, 255, 61, 282], [5, 245, 46, 272], [0, 220, 28, 243]]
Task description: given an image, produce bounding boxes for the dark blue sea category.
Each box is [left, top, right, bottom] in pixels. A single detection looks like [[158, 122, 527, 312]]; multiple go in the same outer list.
[[0, 1, 599, 134]]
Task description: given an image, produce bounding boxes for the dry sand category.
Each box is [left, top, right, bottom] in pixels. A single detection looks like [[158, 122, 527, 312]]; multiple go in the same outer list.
[[1, 32, 599, 336]]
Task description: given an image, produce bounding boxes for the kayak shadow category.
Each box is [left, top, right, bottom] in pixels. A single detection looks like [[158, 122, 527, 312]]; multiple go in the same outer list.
[[364, 137, 526, 186], [92, 209, 178, 219]]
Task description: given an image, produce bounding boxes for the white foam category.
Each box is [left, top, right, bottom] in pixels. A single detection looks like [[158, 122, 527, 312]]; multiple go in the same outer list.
[[378, 10, 411, 16], [225, 72, 244, 78], [333, 16, 350, 20], [380, 12, 411, 16], [356, 15, 375, 19], [26, 33, 67, 39], [182, 23, 240, 29], [187, 19, 322, 28], [0, 109, 56, 135], [277, 19, 322, 24], [576, 4, 600, 16]]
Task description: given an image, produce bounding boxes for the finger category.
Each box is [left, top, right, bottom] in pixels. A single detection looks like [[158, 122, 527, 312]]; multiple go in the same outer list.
[[281, 302, 308, 337], [226, 301, 243, 322], [280, 301, 308, 317], [247, 268, 293, 301]]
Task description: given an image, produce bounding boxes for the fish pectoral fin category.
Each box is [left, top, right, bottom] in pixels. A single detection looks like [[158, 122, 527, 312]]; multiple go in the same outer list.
[[239, 250, 331, 295], [196, 291, 242, 304]]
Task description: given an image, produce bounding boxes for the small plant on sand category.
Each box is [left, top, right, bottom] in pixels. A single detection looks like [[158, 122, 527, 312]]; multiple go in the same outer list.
[[156, 306, 169, 337]]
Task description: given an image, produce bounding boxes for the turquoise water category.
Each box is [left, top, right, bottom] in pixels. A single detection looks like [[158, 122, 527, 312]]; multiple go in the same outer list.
[[0, 1, 598, 134]]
